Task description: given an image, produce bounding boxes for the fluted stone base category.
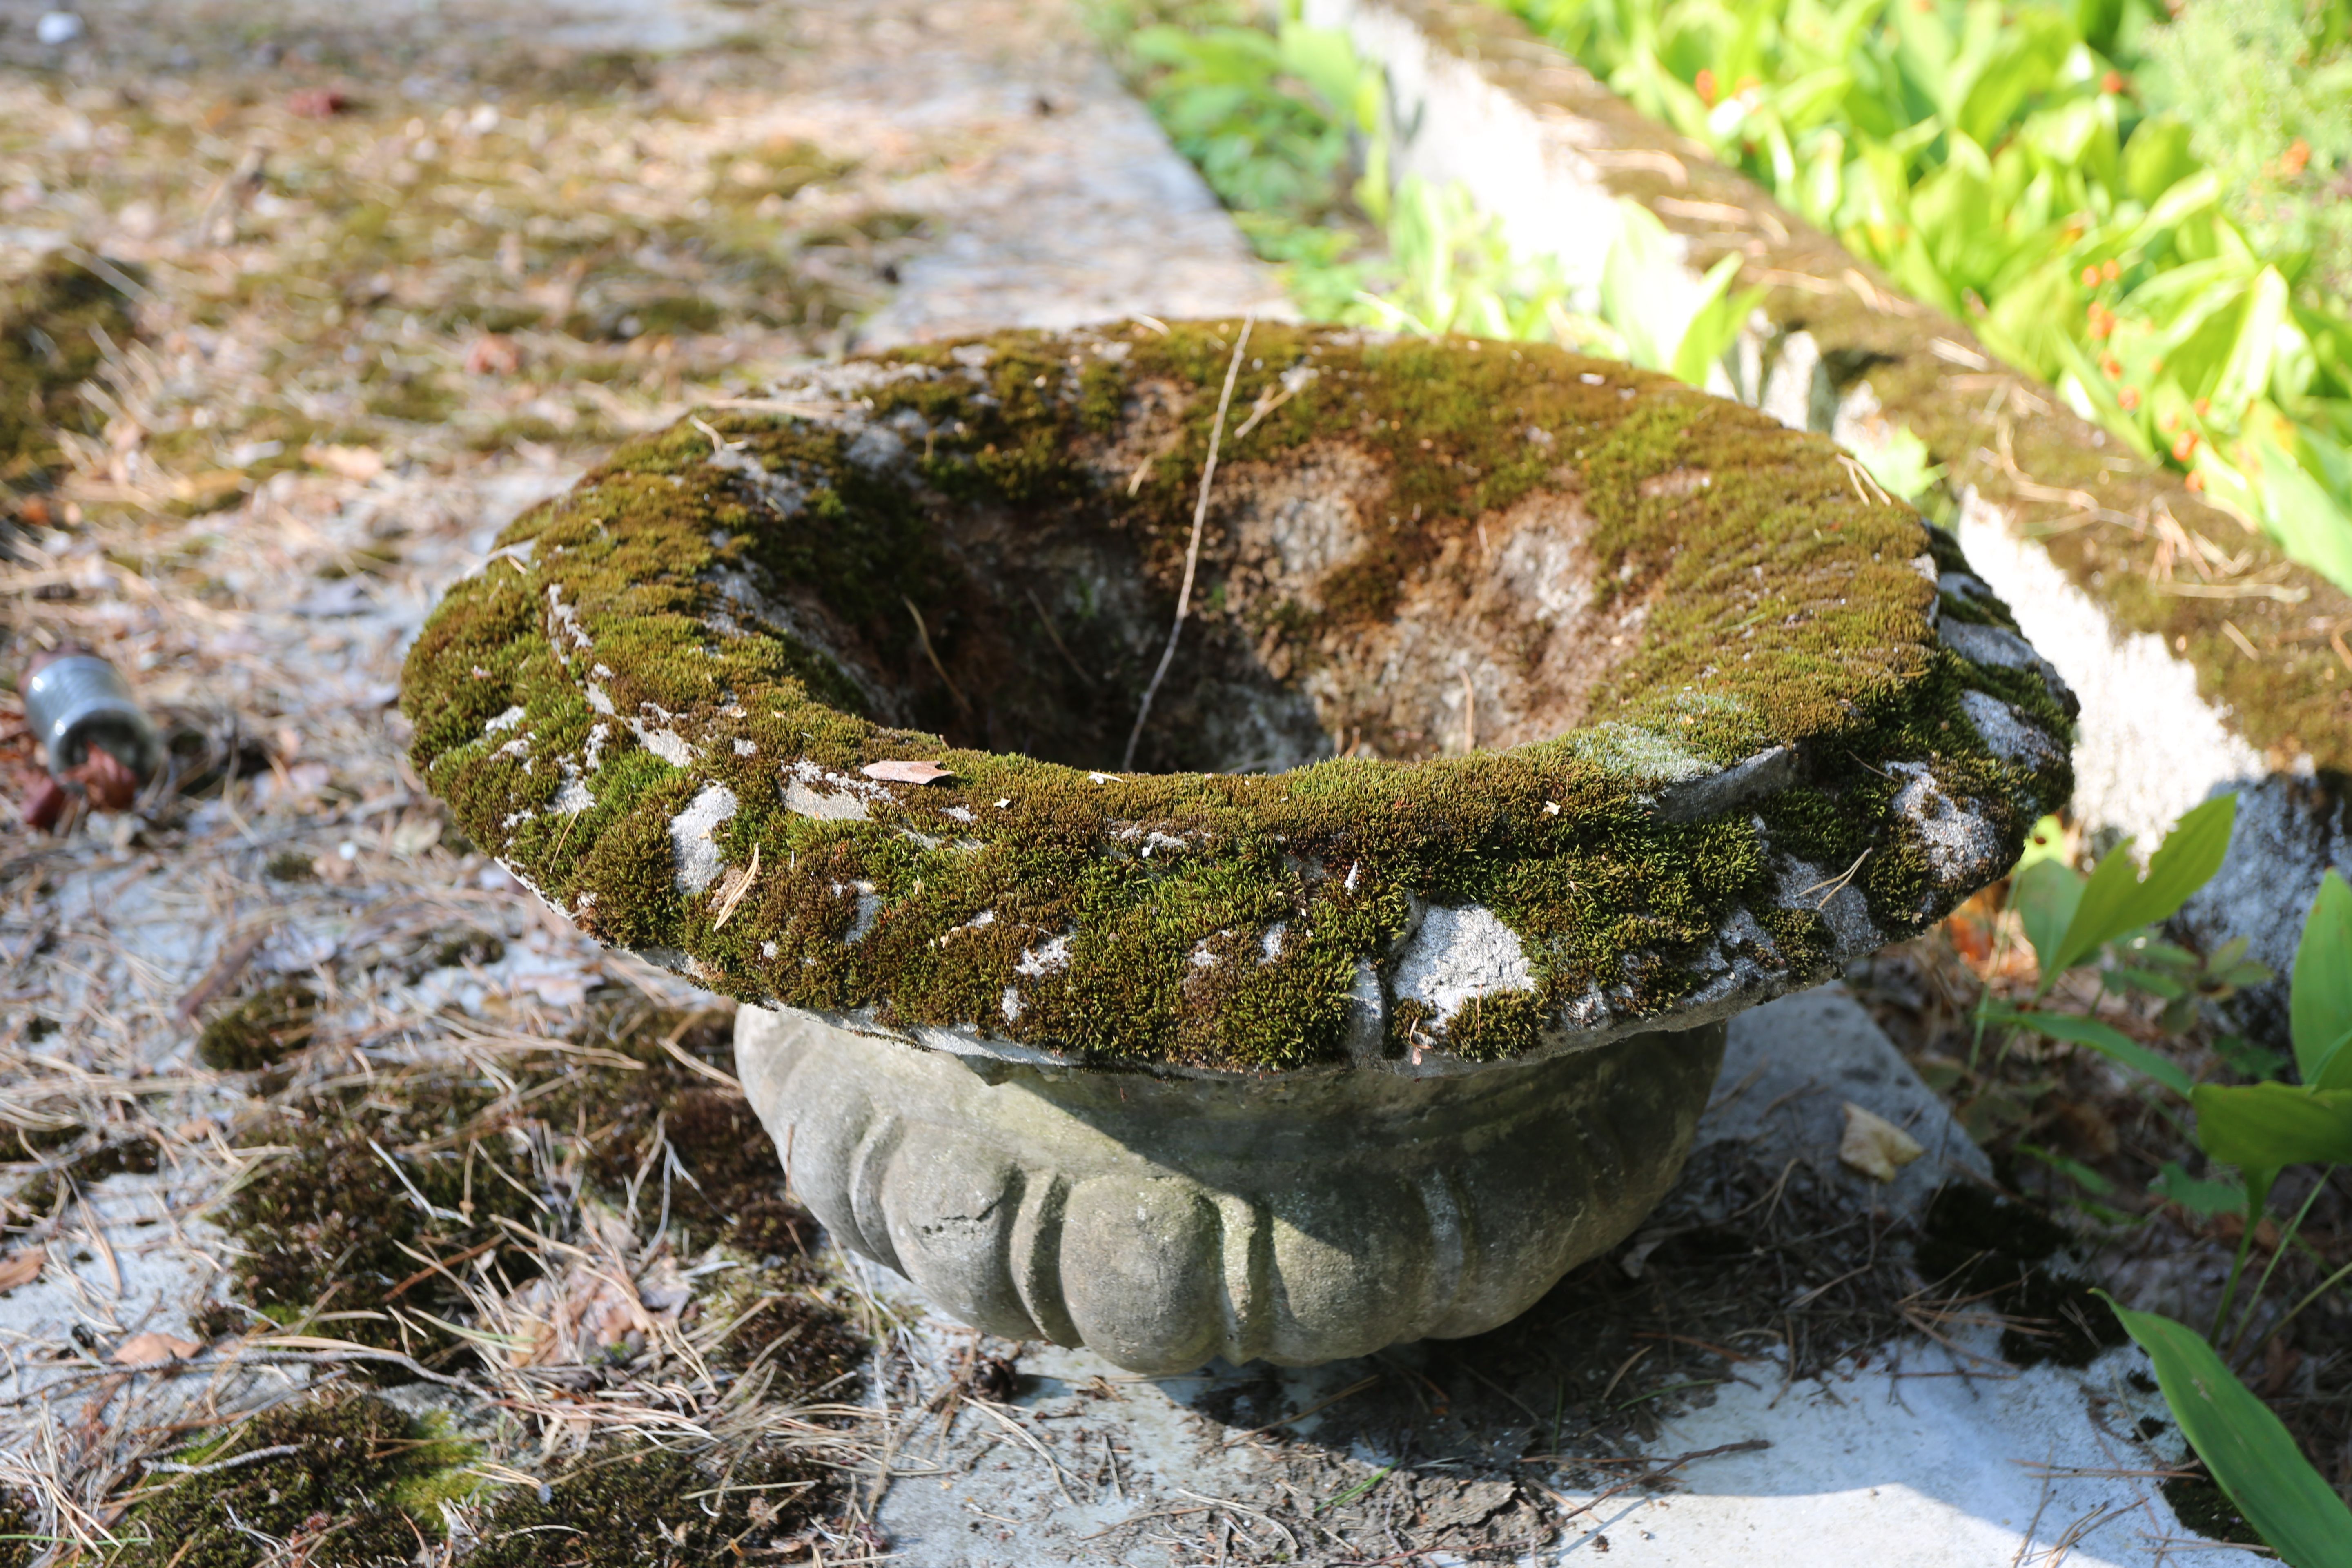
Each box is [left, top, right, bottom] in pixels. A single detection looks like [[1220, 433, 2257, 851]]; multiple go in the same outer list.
[[735, 1007, 1727, 1373]]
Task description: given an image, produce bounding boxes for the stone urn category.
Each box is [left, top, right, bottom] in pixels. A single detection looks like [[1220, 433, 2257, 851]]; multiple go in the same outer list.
[[404, 323, 2073, 1373]]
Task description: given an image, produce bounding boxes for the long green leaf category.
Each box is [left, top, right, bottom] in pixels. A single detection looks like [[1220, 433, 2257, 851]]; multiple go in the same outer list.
[[2046, 795, 2236, 978], [2104, 1297, 2352, 1568], [2012, 857, 2084, 979], [2012, 1011, 2194, 1096], [2193, 1083, 2352, 1170], [2292, 870, 2352, 1089]]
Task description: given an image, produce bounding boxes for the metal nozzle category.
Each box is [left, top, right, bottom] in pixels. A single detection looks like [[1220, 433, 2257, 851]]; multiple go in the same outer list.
[[22, 654, 161, 782]]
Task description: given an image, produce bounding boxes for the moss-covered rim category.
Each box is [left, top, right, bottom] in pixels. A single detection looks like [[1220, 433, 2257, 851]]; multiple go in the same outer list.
[[403, 321, 2071, 1074]]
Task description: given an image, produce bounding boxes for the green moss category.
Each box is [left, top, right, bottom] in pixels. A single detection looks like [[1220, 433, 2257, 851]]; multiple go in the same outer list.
[[225, 1076, 545, 1361], [196, 982, 318, 1071], [0, 253, 137, 487], [112, 1391, 474, 1568], [465, 1439, 836, 1567], [222, 1001, 827, 1361], [405, 323, 2071, 1071], [1744, 222, 2352, 779], [0, 1488, 35, 1568]]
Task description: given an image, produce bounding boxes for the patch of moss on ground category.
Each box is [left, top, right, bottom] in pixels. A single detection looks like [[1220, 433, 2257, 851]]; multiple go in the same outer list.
[[405, 322, 2072, 1071], [465, 1438, 837, 1567], [112, 1391, 474, 1568], [0, 1488, 36, 1568], [224, 1000, 823, 1363], [227, 1071, 544, 1361], [7, 1132, 163, 1227], [567, 1002, 815, 1257], [0, 252, 138, 488], [196, 981, 318, 1071]]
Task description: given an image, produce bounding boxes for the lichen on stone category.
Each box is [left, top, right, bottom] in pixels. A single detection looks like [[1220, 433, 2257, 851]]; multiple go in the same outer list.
[[404, 322, 2072, 1074]]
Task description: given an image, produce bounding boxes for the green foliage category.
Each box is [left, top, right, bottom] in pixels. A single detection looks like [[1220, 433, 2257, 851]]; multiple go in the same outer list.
[[1995, 793, 2352, 1556], [113, 1392, 474, 1568], [2003, 1006, 2193, 1095], [2140, 0, 2352, 298], [1509, 0, 2352, 593], [2290, 869, 2352, 1088], [2191, 1082, 2352, 1170], [2029, 793, 2236, 983], [1, 252, 138, 485], [2148, 1159, 2247, 1217], [1104, 7, 1774, 401], [2106, 1297, 2352, 1568]]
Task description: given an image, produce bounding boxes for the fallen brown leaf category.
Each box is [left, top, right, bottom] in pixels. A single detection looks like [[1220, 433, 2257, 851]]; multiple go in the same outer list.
[[1838, 1102, 1925, 1183], [0, 1248, 47, 1293], [862, 759, 952, 785], [111, 1332, 201, 1367]]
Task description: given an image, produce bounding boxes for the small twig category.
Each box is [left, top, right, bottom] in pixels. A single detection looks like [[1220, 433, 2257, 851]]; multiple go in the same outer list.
[[1221, 1372, 1380, 1447], [1024, 588, 1096, 686], [656, 1017, 743, 1092], [1838, 453, 1893, 509], [1799, 849, 1872, 909], [144, 1443, 305, 1478], [383, 1236, 502, 1303], [711, 842, 761, 930], [1123, 316, 1253, 771], [1597, 1345, 1650, 1406], [902, 596, 971, 716]]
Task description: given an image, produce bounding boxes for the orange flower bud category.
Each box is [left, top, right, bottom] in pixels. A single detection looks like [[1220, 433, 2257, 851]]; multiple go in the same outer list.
[[1695, 68, 1717, 105], [2081, 265, 2101, 288], [2119, 387, 2140, 410], [2185, 471, 2205, 492], [2100, 70, 2125, 94], [2102, 258, 2121, 282], [2172, 431, 2200, 461], [2102, 355, 2124, 379], [2193, 397, 2209, 417]]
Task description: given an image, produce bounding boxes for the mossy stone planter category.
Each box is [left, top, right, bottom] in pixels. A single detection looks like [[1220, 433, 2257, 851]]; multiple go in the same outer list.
[[405, 322, 2071, 1369]]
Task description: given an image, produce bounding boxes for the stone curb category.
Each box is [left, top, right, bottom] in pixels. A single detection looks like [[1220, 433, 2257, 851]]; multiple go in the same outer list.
[[1303, 0, 2352, 1032]]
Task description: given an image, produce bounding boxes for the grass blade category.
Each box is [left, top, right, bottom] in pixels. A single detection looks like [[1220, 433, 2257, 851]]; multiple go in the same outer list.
[[2103, 1297, 2352, 1568]]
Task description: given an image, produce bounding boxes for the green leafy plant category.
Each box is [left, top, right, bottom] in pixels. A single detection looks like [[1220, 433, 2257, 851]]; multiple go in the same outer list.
[[1102, 4, 1771, 397], [1508, 0, 2352, 594], [2106, 1298, 2352, 1567], [1984, 797, 2352, 1560]]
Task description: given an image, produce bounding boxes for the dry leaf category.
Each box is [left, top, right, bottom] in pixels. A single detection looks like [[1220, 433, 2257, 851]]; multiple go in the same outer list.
[[712, 842, 762, 929], [301, 443, 386, 481], [0, 1248, 46, 1293], [112, 1332, 202, 1367], [861, 759, 952, 785], [1839, 1102, 1925, 1183]]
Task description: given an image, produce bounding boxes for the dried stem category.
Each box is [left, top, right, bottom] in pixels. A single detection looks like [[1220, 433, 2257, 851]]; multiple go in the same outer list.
[[1121, 316, 1253, 773]]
